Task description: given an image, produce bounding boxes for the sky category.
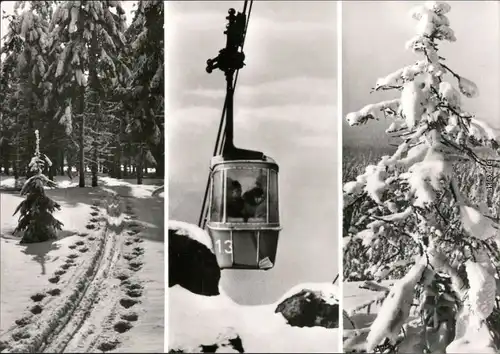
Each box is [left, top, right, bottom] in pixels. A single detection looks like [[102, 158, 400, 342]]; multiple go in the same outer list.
[[167, 1, 338, 305], [343, 1, 500, 148]]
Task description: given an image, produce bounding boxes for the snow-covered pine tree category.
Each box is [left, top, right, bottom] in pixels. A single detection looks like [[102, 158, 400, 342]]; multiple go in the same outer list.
[[1, 1, 56, 183], [13, 129, 63, 243], [117, 0, 164, 184], [46, 0, 130, 187], [343, 1, 500, 353]]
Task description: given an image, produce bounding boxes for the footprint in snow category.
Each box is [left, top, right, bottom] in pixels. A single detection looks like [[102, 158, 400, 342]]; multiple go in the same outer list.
[[15, 317, 30, 327], [97, 339, 120, 352], [30, 305, 43, 315], [123, 254, 136, 261], [113, 320, 133, 333], [47, 288, 61, 296], [79, 247, 89, 253], [126, 289, 143, 298], [67, 254, 79, 259], [125, 283, 143, 290], [68, 244, 77, 249], [128, 261, 143, 272], [30, 293, 46, 302], [119, 297, 138, 309], [115, 273, 129, 281], [120, 312, 138, 322], [48, 276, 60, 284], [132, 247, 144, 255], [54, 269, 66, 276]]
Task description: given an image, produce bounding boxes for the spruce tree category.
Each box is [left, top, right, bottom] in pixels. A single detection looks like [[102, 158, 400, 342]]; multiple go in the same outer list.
[[343, 2, 500, 353], [13, 130, 63, 243], [117, 0, 164, 183]]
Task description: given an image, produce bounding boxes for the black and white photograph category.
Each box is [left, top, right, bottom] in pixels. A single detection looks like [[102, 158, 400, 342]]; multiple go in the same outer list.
[[167, 1, 339, 352], [0, 1, 164, 352], [342, 1, 500, 353]]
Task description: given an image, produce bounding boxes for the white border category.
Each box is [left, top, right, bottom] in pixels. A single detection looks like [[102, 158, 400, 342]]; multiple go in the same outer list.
[[336, 0, 344, 351], [164, 1, 169, 351]]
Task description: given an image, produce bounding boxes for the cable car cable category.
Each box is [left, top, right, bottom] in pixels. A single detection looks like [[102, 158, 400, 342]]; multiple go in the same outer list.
[[198, 0, 254, 228]]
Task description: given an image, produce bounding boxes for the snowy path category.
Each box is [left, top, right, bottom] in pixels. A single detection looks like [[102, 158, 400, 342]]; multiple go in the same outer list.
[[0, 177, 164, 353]]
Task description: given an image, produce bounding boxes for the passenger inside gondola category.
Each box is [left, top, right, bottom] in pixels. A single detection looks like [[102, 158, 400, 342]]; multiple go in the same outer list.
[[242, 183, 266, 222], [226, 179, 245, 218], [226, 173, 267, 222]]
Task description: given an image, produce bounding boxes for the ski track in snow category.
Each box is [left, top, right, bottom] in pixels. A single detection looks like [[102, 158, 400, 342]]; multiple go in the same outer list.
[[0, 178, 164, 353]]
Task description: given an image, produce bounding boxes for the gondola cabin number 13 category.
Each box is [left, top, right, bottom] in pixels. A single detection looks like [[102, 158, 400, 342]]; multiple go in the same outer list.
[[215, 239, 233, 254]]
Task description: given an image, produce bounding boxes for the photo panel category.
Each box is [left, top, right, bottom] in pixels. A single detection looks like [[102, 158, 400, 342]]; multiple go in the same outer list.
[[342, 1, 500, 353], [0, 1, 165, 352], [167, 0, 340, 352]]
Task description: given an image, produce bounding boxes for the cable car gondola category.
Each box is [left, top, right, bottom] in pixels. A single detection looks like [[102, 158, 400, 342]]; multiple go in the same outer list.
[[199, 1, 282, 270]]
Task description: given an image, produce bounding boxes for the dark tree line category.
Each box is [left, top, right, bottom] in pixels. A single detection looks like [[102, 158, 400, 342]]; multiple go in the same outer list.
[[0, 0, 164, 187]]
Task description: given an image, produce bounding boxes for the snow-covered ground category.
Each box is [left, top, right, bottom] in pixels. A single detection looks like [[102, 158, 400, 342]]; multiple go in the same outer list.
[[0, 175, 164, 353], [170, 285, 340, 353]]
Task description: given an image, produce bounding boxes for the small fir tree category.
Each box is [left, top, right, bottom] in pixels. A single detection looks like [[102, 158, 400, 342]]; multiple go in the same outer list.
[[13, 130, 63, 243]]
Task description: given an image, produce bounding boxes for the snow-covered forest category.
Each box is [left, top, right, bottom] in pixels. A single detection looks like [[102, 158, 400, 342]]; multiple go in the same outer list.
[[343, 1, 500, 353], [0, 0, 164, 187], [0, 1, 164, 352]]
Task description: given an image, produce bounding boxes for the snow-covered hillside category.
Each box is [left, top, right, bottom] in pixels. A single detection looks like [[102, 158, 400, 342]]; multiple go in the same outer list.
[[168, 222, 340, 353], [0, 176, 164, 353]]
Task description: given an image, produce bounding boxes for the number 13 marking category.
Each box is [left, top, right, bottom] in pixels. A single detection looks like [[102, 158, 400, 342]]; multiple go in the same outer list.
[[215, 239, 233, 254]]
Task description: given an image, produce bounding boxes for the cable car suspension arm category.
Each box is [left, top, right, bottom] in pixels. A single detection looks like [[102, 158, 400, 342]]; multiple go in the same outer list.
[[198, 0, 254, 228]]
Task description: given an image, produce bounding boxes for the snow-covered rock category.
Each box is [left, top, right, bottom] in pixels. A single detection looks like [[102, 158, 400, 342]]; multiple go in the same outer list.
[[168, 221, 220, 296], [274, 284, 339, 329]]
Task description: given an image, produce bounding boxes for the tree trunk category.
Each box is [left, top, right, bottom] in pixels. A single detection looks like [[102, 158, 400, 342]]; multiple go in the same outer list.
[[116, 146, 122, 179], [136, 146, 143, 185], [155, 156, 164, 177], [60, 149, 65, 176], [89, 30, 101, 187], [79, 86, 85, 188], [48, 148, 54, 181], [91, 142, 98, 187], [14, 117, 19, 181]]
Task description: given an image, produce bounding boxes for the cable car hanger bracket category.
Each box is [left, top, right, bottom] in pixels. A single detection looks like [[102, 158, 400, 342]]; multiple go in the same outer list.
[[205, 3, 264, 162]]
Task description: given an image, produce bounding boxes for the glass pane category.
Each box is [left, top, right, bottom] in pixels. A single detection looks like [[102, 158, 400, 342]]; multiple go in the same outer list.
[[268, 170, 279, 223], [226, 168, 268, 223], [210, 170, 223, 222]]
